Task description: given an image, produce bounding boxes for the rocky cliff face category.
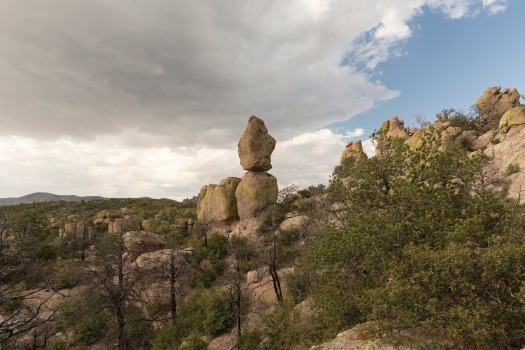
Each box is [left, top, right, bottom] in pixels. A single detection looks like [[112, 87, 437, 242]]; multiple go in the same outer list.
[[196, 116, 278, 235], [344, 86, 525, 202]]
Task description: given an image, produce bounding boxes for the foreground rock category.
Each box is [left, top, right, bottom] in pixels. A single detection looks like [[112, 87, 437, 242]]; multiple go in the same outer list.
[[235, 171, 278, 234], [238, 116, 276, 171], [197, 177, 241, 222]]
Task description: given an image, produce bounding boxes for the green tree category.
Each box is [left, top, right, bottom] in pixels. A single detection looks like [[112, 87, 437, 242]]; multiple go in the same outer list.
[[303, 129, 525, 347]]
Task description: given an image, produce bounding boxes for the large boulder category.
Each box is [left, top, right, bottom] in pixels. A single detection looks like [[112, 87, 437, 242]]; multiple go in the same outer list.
[[238, 116, 276, 171], [196, 177, 241, 222], [123, 231, 166, 259], [135, 248, 192, 270], [340, 141, 366, 163], [499, 106, 525, 132], [476, 86, 520, 120], [235, 171, 278, 234], [279, 215, 309, 232]]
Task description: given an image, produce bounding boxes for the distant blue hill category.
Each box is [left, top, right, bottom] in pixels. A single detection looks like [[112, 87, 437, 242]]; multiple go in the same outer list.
[[0, 192, 105, 206]]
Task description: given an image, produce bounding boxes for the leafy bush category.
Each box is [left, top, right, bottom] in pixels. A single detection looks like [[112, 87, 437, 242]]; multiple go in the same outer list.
[[52, 258, 83, 289], [49, 338, 68, 350], [192, 233, 229, 287], [73, 314, 108, 345], [505, 162, 521, 176], [152, 288, 232, 349], [179, 333, 207, 350], [302, 129, 525, 347]]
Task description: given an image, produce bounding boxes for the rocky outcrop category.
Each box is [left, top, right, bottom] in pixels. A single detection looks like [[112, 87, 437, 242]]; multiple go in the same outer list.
[[311, 323, 411, 350], [340, 141, 366, 163], [135, 248, 193, 270], [236, 171, 278, 234], [499, 106, 525, 132], [351, 86, 525, 202], [279, 214, 309, 231], [123, 231, 166, 259], [196, 177, 241, 222], [379, 117, 410, 140], [60, 222, 95, 241], [238, 116, 276, 171], [476, 86, 520, 122]]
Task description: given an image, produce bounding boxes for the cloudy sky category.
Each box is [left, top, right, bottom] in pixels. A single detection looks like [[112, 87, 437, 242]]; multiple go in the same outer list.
[[0, 0, 523, 200]]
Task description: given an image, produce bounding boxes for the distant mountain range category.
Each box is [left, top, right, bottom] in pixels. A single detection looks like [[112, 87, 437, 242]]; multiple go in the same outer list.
[[0, 192, 105, 206]]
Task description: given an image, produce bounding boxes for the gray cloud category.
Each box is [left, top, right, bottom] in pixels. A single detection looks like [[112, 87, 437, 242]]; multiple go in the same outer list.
[[0, 0, 507, 198], [0, 0, 406, 147]]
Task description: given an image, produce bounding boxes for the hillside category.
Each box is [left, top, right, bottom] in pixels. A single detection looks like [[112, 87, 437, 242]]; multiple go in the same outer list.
[[0, 192, 105, 206]]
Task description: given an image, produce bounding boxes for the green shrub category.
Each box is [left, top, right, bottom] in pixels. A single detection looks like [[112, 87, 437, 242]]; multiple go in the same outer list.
[[179, 333, 207, 350], [152, 288, 232, 349], [505, 163, 521, 176], [73, 314, 108, 345], [49, 338, 68, 350], [202, 289, 231, 334], [52, 258, 83, 289], [239, 330, 262, 350], [149, 297, 172, 317]]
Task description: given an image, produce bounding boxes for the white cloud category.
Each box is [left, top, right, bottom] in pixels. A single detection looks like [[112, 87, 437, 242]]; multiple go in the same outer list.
[[0, 0, 507, 198], [482, 0, 508, 14]]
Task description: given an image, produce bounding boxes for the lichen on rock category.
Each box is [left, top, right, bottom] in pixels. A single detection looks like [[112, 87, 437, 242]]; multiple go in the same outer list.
[[238, 116, 276, 171]]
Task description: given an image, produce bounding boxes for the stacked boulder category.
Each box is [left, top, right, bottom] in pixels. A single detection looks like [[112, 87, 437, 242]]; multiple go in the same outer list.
[[196, 116, 278, 235], [197, 177, 241, 222], [236, 116, 278, 234]]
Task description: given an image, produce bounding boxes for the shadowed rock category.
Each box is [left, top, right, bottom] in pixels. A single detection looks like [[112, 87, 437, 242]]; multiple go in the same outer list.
[[196, 177, 241, 222]]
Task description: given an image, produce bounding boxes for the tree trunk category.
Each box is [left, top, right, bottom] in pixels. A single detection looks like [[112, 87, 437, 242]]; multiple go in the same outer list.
[[269, 233, 283, 301], [117, 231, 127, 350], [236, 258, 241, 349], [170, 250, 177, 324]]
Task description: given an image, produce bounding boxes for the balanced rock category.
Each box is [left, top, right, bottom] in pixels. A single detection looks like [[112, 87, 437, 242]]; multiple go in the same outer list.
[[197, 177, 241, 222], [123, 231, 166, 259], [340, 141, 366, 163], [235, 172, 278, 233], [238, 116, 276, 171]]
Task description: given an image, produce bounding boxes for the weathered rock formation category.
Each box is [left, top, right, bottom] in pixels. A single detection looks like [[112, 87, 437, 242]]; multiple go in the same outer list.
[[379, 117, 410, 140], [476, 86, 520, 122], [135, 248, 193, 270], [238, 116, 276, 171], [344, 86, 525, 202], [196, 177, 241, 222], [236, 117, 278, 234], [235, 172, 277, 219], [123, 231, 166, 259], [60, 222, 95, 241], [340, 140, 366, 163], [196, 115, 278, 235], [279, 214, 309, 232]]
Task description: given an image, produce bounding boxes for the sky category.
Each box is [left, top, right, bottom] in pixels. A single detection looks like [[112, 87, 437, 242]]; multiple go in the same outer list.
[[0, 0, 523, 200]]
